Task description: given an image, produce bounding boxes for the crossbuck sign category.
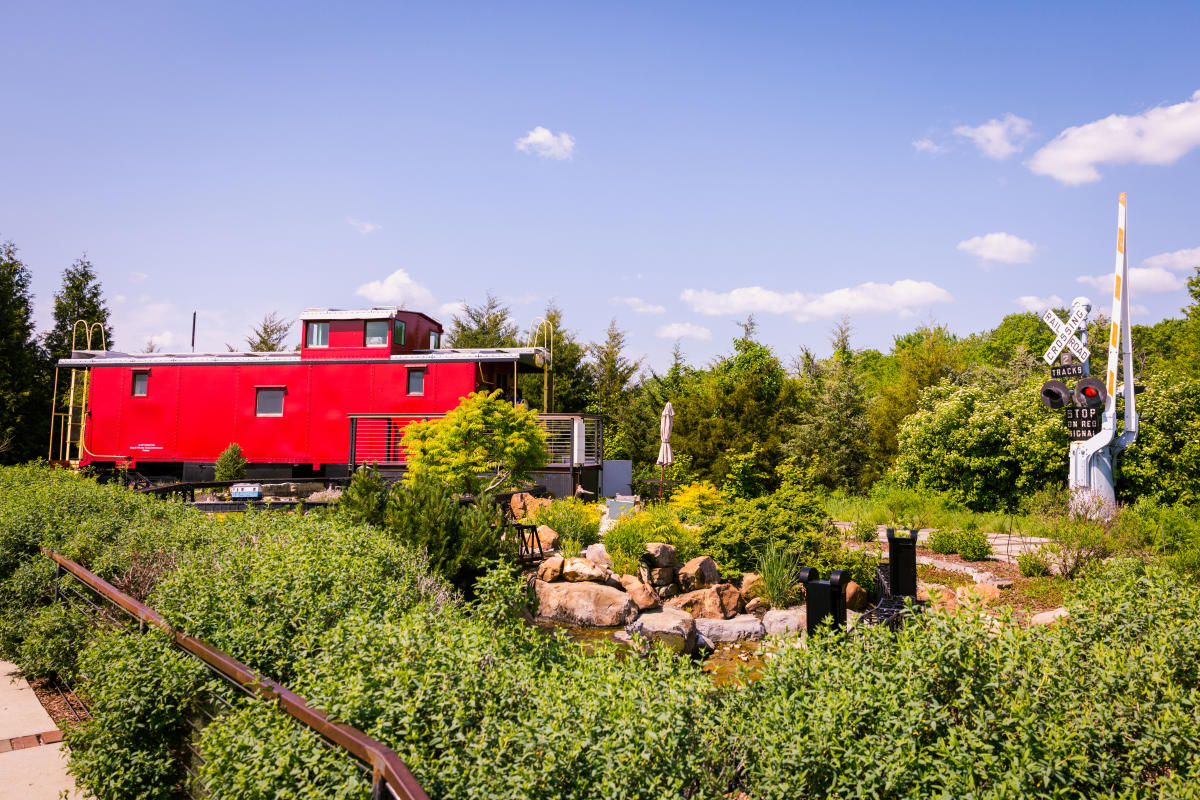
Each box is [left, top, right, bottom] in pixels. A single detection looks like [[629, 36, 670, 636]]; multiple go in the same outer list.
[[1041, 305, 1090, 365]]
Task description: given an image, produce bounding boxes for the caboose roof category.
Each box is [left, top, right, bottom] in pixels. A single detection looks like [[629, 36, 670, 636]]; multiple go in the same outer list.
[[298, 307, 442, 326], [57, 347, 547, 368]]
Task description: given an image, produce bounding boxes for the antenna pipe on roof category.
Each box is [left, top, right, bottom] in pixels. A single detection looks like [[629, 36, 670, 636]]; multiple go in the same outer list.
[[191, 311, 197, 353]]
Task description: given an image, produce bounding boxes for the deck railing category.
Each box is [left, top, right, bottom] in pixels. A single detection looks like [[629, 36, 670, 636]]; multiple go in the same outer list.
[[44, 548, 429, 800], [348, 412, 602, 470]]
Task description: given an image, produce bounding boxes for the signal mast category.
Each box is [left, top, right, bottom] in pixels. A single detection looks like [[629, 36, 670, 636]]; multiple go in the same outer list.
[[1038, 193, 1139, 507]]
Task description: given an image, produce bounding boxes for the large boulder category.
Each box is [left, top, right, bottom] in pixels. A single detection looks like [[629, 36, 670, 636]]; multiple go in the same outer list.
[[583, 543, 614, 569], [667, 584, 741, 620], [844, 580, 868, 611], [739, 572, 764, 600], [626, 581, 661, 611], [537, 555, 564, 582], [535, 525, 560, 551], [1031, 606, 1069, 626], [695, 614, 765, 648], [534, 580, 637, 627], [642, 542, 678, 568], [510, 493, 551, 520], [562, 557, 608, 583], [744, 596, 768, 614], [638, 564, 676, 587], [654, 583, 680, 601], [678, 556, 720, 592], [626, 607, 696, 654], [763, 608, 806, 637]]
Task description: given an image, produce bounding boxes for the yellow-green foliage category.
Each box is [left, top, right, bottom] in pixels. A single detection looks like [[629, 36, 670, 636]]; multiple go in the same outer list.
[[403, 390, 550, 495], [531, 498, 602, 552], [669, 481, 723, 521], [604, 504, 700, 574]]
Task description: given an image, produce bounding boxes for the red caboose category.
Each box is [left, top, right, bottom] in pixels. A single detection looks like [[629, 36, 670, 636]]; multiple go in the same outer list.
[[52, 307, 601, 492]]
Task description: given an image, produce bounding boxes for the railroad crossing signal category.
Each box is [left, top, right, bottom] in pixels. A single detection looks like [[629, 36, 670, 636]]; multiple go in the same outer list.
[[1041, 305, 1090, 365]]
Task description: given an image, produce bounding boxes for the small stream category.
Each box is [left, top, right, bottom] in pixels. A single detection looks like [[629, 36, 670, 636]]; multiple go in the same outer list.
[[533, 620, 770, 686]]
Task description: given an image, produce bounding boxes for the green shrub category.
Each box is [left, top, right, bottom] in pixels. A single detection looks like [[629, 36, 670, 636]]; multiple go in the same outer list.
[[530, 497, 601, 549], [956, 529, 992, 561], [1033, 515, 1115, 579], [16, 602, 92, 681], [214, 442, 247, 481], [338, 464, 387, 526], [847, 519, 877, 543], [1017, 549, 1052, 578], [382, 473, 510, 596], [927, 528, 958, 555], [669, 481, 723, 522], [755, 542, 802, 608], [604, 504, 698, 575], [197, 701, 370, 800], [67, 630, 213, 800]]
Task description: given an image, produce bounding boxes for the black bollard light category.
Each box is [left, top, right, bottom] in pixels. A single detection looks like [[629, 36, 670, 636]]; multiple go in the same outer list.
[[801, 567, 848, 635], [886, 528, 918, 598]]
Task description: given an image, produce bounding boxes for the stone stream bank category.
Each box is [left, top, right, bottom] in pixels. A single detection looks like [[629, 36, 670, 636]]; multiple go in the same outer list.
[[532, 541, 868, 654]]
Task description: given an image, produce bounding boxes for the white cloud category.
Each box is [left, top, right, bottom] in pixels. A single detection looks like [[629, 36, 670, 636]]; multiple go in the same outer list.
[[437, 301, 466, 321], [680, 279, 952, 323], [515, 126, 575, 160], [612, 296, 666, 313], [656, 322, 711, 340], [1029, 90, 1200, 185], [146, 331, 175, 349], [1076, 266, 1186, 294], [1015, 294, 1063, 312], [1143, 245, 1200, 273], [912, 138, 946, 154], [354, 269, 435, 308], [131, 272, 148, 283], [954, 113, 1032, 159], [956, 232, 1036, 264], [347, 217, 382, 234]]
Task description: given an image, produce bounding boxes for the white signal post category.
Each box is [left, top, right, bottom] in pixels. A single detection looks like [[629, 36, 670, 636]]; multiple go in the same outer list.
[[1070, 193, 1139, 506]]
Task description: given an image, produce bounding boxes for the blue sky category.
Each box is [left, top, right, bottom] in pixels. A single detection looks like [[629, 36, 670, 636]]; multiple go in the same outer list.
[[4, 1, 1199, 369]]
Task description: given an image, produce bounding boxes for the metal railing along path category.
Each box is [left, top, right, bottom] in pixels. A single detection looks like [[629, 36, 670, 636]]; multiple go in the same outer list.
[[44, 548, 429, 800]]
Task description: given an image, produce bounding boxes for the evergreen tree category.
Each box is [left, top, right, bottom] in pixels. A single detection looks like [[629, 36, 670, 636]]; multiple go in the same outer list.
[[446, 293, 519, 348], [520, 301, 595, 412], [43, 255, 112, 362], [245, 311, 292, 352], [785, 318, 871, 492], [588, 319, 641, 429], [0, 240, 51, 463]]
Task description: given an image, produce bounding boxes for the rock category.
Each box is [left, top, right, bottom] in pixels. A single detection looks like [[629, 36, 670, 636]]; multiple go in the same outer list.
[[993, 579, 1014, 589], [535, 525, 560, 551], [695, 614, 765, 648], [715, 583, 743, 618], [602, 571, 625, 591], [745, 597, 768, 614], [739, 572, 764, 600], [844, 580, 868, 611], [625, 581, 662, 611], [638, 564, 676, 586], [642, 542, 678, 568], [619, 574, 641, 591], [1030, 606, 1069, 626], [763, 608, 807, 637], [956, 583, 1002, 605], [626, 607, 697, 654], [612, 631, 633, 645], [678, 556, 720, 592], [667, 585, 739, 620], [534, 580, 637, 627], [537, 555, 564, 582], [925, 586, 958, 612], [562, 557, 608, 583], [583, 543, 614, 569], [510, 492, 551, 520], [654, 583, 680, 600]]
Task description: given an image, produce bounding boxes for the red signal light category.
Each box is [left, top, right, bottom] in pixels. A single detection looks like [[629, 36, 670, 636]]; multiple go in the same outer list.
[[1082, 387, 1099, 397]]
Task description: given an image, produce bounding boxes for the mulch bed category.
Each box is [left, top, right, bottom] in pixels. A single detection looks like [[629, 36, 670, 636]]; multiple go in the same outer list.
[[27, 676, 90, 728]]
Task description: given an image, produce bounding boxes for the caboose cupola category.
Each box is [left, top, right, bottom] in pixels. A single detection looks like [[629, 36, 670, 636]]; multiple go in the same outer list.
[[299, 307, 444, 360]]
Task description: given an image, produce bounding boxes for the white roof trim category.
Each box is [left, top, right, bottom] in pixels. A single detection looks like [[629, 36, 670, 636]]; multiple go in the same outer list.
[[57, 346, 549, 368], [299, 308, 399, 321]]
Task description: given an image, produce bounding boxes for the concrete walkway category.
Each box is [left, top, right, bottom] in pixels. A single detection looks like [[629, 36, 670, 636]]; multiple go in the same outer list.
[[0, 661, 85, 800], [836, 523, 1052, 565]]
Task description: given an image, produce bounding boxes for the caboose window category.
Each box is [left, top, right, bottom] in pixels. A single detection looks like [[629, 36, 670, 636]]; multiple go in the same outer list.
[[394, 320, 406, 346], [131, 372, 149, 396], [365, 320, 388, 347], [429, 331, 441, 349], [407, 369, 425, 396], [306, 322, 329, 347], [255, 387, 285, 416]]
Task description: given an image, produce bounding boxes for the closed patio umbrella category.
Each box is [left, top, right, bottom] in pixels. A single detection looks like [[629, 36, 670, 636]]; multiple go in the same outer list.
[[656, 402, 674, 499]]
